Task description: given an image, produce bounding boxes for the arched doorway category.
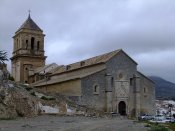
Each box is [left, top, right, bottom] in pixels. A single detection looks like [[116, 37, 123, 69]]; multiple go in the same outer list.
[[118, 101, 126, 115]]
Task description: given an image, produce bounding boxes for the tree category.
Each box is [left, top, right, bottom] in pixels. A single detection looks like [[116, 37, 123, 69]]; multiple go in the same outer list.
[[0, 50, 8, 63]]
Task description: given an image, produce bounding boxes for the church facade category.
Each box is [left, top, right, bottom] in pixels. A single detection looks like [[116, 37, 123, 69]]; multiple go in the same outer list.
[[11, 15, 155, 117]]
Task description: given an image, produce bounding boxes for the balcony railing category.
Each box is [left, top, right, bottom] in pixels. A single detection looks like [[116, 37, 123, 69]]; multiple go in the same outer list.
[[13, 49, 44, 56]]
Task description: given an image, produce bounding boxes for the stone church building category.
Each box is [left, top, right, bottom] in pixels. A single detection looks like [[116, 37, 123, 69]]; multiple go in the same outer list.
[[11, 15, 155, 117]]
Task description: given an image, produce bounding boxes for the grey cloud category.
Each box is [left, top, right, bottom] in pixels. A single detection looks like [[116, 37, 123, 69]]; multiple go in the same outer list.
[[0, 0, 175, 83]]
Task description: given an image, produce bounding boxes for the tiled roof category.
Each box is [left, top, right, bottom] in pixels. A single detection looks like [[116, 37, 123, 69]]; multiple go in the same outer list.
[[16, 15, 42, 32], [34, 66, 106, 87], [52, 49, 121, 75], [29, 63, 58, 76], [137, 71, 155, 84]]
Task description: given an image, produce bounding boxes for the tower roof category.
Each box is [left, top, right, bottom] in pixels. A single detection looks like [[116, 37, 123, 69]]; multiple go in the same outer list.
[[16, 14, 42, 32]]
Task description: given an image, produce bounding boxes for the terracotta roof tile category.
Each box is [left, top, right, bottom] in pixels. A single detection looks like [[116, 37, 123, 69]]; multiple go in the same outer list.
[[53, 49, 121, 75]]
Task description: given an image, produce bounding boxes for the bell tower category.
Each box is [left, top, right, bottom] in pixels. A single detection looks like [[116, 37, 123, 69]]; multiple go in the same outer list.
[[10, 14, 47, 83]]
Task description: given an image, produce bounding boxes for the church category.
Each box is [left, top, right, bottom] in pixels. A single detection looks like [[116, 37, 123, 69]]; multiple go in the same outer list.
[[11, 14, 155, 118]]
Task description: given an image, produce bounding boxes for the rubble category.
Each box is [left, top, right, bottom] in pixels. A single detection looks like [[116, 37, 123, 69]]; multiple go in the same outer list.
[[0, 64, 106, 119]]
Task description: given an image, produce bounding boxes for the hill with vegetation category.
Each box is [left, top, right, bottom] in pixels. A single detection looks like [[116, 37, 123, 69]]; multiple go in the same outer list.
[[149, 76, 175, 99]]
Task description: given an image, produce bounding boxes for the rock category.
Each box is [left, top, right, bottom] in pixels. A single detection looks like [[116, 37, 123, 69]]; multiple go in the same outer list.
[[0, 70, 3, 84], [8, 84, 14, 88], [0, 67, 106, 119]]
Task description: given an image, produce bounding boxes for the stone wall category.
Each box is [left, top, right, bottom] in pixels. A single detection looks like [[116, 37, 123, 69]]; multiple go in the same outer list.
[[139, 72, 156, 115], [12, 57, 45, 83], [80, 70, 107, 111], [37, 79, 82, 96], [51, 64, 106, 81]]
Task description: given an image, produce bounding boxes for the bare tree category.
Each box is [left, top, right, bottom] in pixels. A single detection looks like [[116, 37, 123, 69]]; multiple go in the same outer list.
[[0, 50, 8, 63]]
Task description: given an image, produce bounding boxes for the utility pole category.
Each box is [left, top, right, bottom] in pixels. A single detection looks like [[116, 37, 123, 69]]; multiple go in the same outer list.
[[44, 70, 47, 92], [168, 104, 173, 122]]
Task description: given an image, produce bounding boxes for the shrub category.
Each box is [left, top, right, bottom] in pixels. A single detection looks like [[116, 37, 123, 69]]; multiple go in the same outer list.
[[25, 87, 33, 91], [40, 96, 55, 100], [0, 50, 8, 63], [150, 124, 169, 131], [0, 117, 15, 120], [30, 92, 36, 96], [8, 76, 14, 81]]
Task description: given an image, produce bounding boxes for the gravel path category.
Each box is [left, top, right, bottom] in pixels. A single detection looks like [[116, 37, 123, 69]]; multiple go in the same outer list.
[[0, 115, 149, 131]]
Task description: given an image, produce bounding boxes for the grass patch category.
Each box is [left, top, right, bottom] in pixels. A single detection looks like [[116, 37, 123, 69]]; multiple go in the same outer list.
[[25, 87, 33, 91], [149, 124, 169, 131], [0, 117, 15, 120], [40, 96, 56, 100], [146, 122, 170, 131], [167, 123, 175, 131]]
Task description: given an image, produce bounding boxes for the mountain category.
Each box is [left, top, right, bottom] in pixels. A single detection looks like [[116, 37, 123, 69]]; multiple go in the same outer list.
[[149, 76, 175, 99]]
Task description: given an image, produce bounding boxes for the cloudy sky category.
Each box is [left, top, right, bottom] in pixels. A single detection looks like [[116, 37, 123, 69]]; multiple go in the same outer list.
[[0, 0, 175, 83]]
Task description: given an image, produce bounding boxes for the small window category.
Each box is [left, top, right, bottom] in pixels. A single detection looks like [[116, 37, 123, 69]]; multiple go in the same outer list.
[[37, 41, 40, 50], [66, 65, 71, 70], [25, 81, 28, 83], [25, 68, 28, 70], [26, 40, 28, 49], [119, 73, 123, 79], [93, 84, 99, 95], [111, 77, 114, 88], [130, 78, 133, 86], [144, 87, 146, 93], [17, 38, 18, 49], [80, 61, 85, 66], [31, 37, 35, 50]]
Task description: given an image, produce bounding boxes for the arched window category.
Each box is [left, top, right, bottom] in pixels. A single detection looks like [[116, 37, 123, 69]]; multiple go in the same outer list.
[[93, 84, 99, 95], [66, 65, 71, 70], [26, 40, 28, 49], [144, 87, 146, 93], [130, 78, 133, 86], [80, 61, 85, 66], [37, 41, 40, 50], [31, 37, 35, 50], [16, 38, 18, 49], [111, 77, 114, 88]]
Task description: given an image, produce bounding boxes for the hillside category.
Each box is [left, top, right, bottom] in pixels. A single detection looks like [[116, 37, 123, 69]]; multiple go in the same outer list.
[[149, 76, 175, 99]]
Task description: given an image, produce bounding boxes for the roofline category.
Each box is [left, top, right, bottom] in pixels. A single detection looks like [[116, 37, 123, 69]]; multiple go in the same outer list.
[[137, 71, 155, 84], [50, 62, 105, 76], [34, 78, 80, 87], [15, 28, 43, 35], [50, 49, 121, 76], [34, 68, 106, 87], [16, 15, 43, 33], [119, 50, 138, 65]]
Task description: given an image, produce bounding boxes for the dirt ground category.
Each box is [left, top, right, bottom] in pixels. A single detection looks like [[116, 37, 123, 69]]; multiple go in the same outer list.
[[0, 115, 149, 131]]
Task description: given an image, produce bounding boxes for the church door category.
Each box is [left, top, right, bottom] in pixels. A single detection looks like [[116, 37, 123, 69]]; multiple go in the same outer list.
[[118, 101, 126, 115]]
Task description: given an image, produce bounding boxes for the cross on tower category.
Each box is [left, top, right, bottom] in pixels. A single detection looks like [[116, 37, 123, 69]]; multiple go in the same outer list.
[[28, 10, 31, 14], [28, 9, 31, 17]]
